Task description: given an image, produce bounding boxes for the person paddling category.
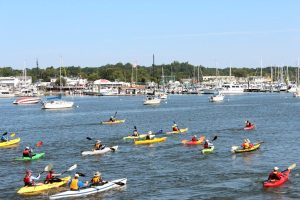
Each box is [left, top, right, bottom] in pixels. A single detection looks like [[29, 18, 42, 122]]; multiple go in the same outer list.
[[23, 170, 40, 186], [23, 146, 35, 158], [94, 140, 104, 151], [172, 123, 179, 131], [109, 116, 116, 122], [268, 167, 283, 181], [68, 174, 89, 190], [44, 169, 62, 184], [203, 139, 213, 149], [191, 135, 198, 142], [1, 132, 8, 142], [90, 171, 107, 186], [245, 120, 252, 127], [132, 128, 139, 137], [241, 139, 253, 149], [145, 131, 152, 140]]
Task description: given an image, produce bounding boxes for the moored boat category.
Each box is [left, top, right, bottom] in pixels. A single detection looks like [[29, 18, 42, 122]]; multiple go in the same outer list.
[[49, 178, 127, 199], [143, 95, 161, 105], [13, 97, 41, 105]]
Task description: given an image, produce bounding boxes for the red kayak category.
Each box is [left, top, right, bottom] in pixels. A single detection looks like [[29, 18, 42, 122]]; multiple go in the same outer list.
[[263, 169, 290, 187], [244, 124, 255, 130]]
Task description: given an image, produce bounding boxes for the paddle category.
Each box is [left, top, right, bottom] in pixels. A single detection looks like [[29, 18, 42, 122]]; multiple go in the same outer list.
[[112, 181, 125, 186], [86, 137, 116, 151], [75, 172, 86, 177], [40, 164, 53, 175], [113, 111, 117, 119], [61, 164, 77, 175], [212, 135, 218, 141], [2, 132, 8, 136]]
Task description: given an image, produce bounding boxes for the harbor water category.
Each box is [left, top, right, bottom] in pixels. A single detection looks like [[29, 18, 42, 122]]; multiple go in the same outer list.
[[0, 93, 300, 199]]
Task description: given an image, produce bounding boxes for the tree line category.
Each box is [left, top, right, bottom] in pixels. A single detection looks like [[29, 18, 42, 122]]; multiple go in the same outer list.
[[0, 61, 298, 83]]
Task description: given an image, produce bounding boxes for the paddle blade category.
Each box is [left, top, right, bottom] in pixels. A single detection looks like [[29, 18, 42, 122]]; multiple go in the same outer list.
[[68, 164, 77, 171], [113, 181, 125, 186], [76, 172, 85, 177], [134, 126, 137, 130], [231, 146, 239, 153], [86, 137, 92, 140], [10, 133, 15, 137], [212, 136, 218, 141], [44, 164, 53, 172], [288, 163, 296, 170], [114, 111, 117, 117], [2, 132, 8, 136], [36, 141, 43, 147]]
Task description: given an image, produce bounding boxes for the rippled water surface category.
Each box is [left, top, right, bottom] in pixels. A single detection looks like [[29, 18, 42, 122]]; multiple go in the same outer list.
[[1, 93, 300, 199]]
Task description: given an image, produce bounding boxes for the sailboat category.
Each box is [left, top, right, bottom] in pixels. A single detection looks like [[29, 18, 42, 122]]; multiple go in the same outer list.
[[41, 60, 74, 109]]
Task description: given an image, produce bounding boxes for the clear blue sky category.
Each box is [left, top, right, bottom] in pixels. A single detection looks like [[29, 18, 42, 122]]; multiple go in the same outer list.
[[1, 0, 299, 69]]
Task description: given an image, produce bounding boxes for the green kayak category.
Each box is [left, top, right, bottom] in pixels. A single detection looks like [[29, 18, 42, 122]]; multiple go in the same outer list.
[[16, 153, 45, 161], [201, 146, 215, 154]]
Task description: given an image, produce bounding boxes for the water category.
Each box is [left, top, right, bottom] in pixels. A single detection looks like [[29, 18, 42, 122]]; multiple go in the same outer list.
[[0, 93, 300, 199]]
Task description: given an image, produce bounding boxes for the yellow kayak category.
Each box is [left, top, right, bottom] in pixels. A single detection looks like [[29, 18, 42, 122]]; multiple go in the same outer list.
[[232, 143, 261, 153], [166, 128, 188, 134], [101, 119, 125, 125], [0, 137, 21, 147], [134, 137, 167, 145], [17, 176, 71, 195]]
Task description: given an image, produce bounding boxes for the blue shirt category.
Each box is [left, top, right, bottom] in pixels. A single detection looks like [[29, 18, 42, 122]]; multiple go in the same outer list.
[[1, 136, 8, 142], [67, 179, 85, 188]]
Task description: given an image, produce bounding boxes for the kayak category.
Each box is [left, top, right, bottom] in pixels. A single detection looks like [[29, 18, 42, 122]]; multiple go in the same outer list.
[[16, 153, 45, 161], [166, 128, 188, 135], [123, 134, 155, 141], [182, 136, 205, 145], [201, 146, 215, 154], [0, 137, 21, 147], [101, 119, 125, 125], [49, 178, 127, 199], [17, 176, 71, 195], [244, 124, 255, 130], [263, 170, 290, 187], [81, 146, 118, 156], [232, 143, 261, 153], [134, 137, 167, 145]]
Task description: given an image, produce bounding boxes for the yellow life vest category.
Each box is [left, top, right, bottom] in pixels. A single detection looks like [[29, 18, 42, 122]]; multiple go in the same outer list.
[[70, 179, 79, 190], [91, 176, 101, 184]]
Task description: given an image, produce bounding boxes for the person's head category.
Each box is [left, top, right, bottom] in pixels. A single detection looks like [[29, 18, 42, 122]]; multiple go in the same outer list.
[[206, 139, 209, 143], [96, 140, 101, 144], [26, 169, 32, 175], [49, 170, 54, 174], [148, 131, 152, 135], [94, 171, 101, 177], [25, 146, 30, 150], [244, 139, 248, 143], [174, 123, 177, 126], [274, 167, 279, 171], [74, 174, 79, 179], [193, 135, 197, 138]]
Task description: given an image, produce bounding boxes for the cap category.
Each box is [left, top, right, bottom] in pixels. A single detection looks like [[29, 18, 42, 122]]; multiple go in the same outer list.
[[194, 135, 197, 137], [96, 140, 101, 144], [148, 131, 152, 134], [75, 174, 79, 178], [274, 167, 279, 171], [206, 139, 209, 142], [25, 146, 30, 149], [94, 171, 101, 176]]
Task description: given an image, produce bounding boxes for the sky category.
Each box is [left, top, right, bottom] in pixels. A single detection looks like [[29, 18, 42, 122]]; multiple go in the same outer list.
[[0, 0, 299, 69]]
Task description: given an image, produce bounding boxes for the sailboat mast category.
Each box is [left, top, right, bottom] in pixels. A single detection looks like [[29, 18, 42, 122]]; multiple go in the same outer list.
[[60, 57, 62, 95], [297, 57, 299, 86], [260, 57, 263, 78]]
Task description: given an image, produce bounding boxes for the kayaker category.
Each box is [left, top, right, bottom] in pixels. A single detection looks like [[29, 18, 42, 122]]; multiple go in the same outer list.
[[44, 170, 62, 184], [241, 139, 253, 149], [109, 116, 115, 122], [23, 169, 41, 186], [1, 132, 8, 142], [172, 123, 179, 131], [191, 135, 198, 142], [245, 120, 252, 127], [23, 146, 35, 158], [94, 140, 104, 150], [132, 129, 139, 137], [268, 167, 283, 181], [145, 131, 152, 140], [68, 174, 89, 190], [203, 139, 213, 149], [90, 171, 107, 186]]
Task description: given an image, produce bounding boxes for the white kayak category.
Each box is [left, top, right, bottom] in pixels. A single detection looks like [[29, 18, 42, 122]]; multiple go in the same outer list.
[[49, 178, 127, 199], [81, 146, 118, 156]]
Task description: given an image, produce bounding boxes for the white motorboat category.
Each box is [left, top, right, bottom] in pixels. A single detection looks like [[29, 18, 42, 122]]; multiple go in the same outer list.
[[13, 97, 41, 104], [219, 83, 244, 94], [209, 93, 224, 102], [42, 99, 74, 109], [0, 89, 15, 98], [143, 95, 161, 105], [159, 93, 168, 100]]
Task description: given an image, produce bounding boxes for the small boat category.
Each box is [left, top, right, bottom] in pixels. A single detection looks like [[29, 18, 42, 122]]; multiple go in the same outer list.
[[49, 178, 127, 199], [166, 128, 188, 135], [101, 119, 125, 125], [231, 142, 261, 153], [16, 153, 45, 161], [0, 138, 21, 148], [182, 136, 205, 145], [143, 95, 161, 105], [81, 146, 118, 156], [244, 124, 255, 130], [263, 170, 290, 187], [17, 176, 71, 195], [201, 146, 215, 154], [209, 93, 224, 102], [123, 134, 155, 141], [13, 97, 41, 105], [134, 137, 167, 145], [41, 99, 74, 109]]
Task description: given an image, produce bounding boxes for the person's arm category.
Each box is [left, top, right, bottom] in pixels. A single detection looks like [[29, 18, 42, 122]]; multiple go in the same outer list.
[[31, 174, 41, 181], [77, 181, 85, 188], [53, 173, 62, 176]]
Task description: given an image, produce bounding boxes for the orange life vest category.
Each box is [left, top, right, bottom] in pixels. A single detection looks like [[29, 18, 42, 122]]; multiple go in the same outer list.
[[69, 179, 79, 190]]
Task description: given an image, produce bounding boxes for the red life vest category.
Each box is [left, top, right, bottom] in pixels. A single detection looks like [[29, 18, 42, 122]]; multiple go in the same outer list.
[[23, 149, 30, 156], [23, 175, 32, 185], [46, 173, 53, 180]]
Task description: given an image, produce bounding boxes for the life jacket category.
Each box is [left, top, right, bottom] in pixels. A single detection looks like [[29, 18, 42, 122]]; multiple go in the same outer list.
[[91, 176, 102, 184], [69, 179, 79, 190], [242, 142, 250, 149], [172, 126, 178, 131], [95, 143, 101, 150], [24, 175, 32, 186], [23, 149, 30, 156], [203, 142, 208, 149], [191, 137, 198, 142], [46, 173, 53, 181]]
